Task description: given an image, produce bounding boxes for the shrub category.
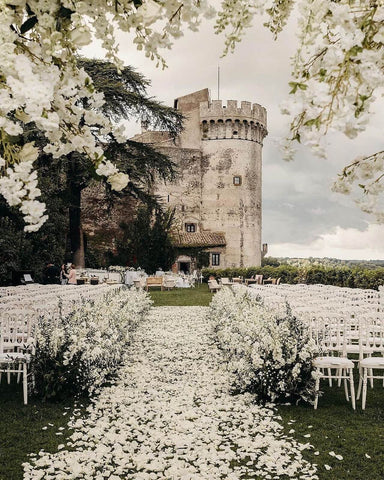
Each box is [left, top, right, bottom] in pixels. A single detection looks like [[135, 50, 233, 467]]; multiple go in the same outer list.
[[202, 265, 384, 290], [210, 286, 319, 404], [32, 288, 152, 400]]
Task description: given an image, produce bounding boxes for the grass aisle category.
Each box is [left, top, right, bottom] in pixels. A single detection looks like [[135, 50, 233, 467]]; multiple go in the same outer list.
[[149, 283, 213, 306], [24, 306, 316, 479]]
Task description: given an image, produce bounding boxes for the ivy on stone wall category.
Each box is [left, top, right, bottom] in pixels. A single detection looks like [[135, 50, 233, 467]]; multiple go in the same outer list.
[[111, 206, 176, 274]]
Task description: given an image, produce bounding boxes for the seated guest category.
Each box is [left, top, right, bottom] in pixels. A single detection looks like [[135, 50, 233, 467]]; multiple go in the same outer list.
[[60, 264, 68, 285], [44, 263, 60, 284]]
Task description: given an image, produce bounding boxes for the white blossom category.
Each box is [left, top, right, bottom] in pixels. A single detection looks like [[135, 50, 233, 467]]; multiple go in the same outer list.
[[107, 172, 129, 191]]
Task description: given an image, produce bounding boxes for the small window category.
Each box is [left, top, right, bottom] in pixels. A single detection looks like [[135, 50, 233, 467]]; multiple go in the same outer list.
[[185, 223, 196, 233], [211, 253, 220, 266], [233, 175, 242, 186]]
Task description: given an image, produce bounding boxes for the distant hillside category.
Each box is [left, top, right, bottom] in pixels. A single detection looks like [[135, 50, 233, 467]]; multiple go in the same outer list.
[[263, 257, 384, 270]]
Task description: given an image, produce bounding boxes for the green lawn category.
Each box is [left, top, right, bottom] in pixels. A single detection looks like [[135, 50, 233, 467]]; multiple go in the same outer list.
[[149, 282, 213, 306], [278, 382, 384, 480], [0, 381, 75, 480], [2, 285, 384, 480]]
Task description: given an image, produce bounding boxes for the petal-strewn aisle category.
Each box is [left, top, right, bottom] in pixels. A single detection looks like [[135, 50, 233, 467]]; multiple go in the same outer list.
[[24, 307, 317, 479]]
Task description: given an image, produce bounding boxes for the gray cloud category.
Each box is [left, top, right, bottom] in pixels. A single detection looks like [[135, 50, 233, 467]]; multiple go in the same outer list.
[[83, 14, 384, 258]]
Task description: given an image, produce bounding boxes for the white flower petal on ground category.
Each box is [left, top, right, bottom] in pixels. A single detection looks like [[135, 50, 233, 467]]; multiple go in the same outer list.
[[24, 306, 317, 479]]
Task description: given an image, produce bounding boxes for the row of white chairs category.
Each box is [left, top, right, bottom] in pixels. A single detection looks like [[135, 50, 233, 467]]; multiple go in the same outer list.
[[0, 283, 123, 404], [242, 284, 384, 409], [309, 315, 384, 409]]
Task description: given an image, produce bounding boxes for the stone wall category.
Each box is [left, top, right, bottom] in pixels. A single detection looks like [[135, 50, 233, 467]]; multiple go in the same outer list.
[[200, 139, 263, 267], [105, 88, 268, 269]]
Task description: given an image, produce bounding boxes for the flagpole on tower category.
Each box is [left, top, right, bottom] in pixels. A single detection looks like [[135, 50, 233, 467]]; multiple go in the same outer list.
[[217, 64, 220, 100]]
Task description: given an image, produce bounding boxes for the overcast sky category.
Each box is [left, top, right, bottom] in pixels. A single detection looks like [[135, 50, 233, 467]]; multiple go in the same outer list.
[[84, 14, 384, 260]]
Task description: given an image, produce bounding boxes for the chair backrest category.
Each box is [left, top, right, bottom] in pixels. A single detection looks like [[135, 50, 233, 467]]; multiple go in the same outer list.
[[146, 276, 163, 286], [255, 274, 263, 284], [310, 315, 350, 356], [0, 312, 34, 353], [359, 316, 384, 355]]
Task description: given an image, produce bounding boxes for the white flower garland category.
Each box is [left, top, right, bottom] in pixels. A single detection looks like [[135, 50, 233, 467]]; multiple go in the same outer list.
[[2, 1, 382, 226], [32, 287, 152, 397], [210, 286, 319, 403]]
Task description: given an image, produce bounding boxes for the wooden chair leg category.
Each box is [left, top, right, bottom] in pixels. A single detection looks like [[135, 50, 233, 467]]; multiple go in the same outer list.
[[17, 363, 22, 383], [357, 376, 362, 400], [344, 377, 349, 401], [349, 369, 356, 410], [23, 363, 28, 405], [314, 376, 320, 410], [369, 369, 374, 388], [337, 368, 343, 387], [362, 369, 368, 410]]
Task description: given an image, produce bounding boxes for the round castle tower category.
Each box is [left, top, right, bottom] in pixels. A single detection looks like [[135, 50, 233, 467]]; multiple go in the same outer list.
[[199, 99, 267, 267]]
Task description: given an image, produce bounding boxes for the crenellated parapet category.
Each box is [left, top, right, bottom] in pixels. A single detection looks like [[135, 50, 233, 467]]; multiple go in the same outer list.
[[199, 100, 267, 143]]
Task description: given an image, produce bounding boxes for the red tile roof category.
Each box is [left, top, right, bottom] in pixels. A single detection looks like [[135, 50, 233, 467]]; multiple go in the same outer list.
[[171, 231, 226, 248]]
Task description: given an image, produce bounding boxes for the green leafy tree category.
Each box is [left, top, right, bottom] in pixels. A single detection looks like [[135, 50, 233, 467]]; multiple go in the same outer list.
[[262, 257, 281, 267], [62, 58, 182, 267], [0, 59, 182, 282], [0, 154, 68, 284], [20, 59, 182, 268], [114, 206, 176, 273]]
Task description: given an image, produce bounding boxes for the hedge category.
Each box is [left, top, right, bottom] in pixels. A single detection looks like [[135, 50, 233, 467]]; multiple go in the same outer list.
[[202, 265, 384, 290]]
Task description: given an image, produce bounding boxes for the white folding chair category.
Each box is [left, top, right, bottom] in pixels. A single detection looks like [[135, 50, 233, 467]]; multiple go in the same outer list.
[[357, 316, 384, 409], [0, 313, 34, 405], [311, 316, 356, 410]]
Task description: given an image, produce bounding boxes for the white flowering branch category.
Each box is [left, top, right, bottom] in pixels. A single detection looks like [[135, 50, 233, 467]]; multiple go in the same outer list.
[[0, 0, 214, 231], [215, 0, 384, 217], [1, 0, 384, 229]]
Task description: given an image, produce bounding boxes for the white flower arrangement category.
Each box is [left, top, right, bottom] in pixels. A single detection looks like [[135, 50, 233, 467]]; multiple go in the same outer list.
[[210, 286, 319, 404], [32, 287, 152, 399], [108, 265, 127, 272]]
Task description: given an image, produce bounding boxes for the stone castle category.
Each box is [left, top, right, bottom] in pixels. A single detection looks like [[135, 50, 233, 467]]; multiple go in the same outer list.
[[131, 88, 268, 272]]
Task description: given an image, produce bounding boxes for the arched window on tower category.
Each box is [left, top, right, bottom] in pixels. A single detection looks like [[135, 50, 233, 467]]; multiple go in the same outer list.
[[217, 119, 224, 138], [202, 120, 208, 139]]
